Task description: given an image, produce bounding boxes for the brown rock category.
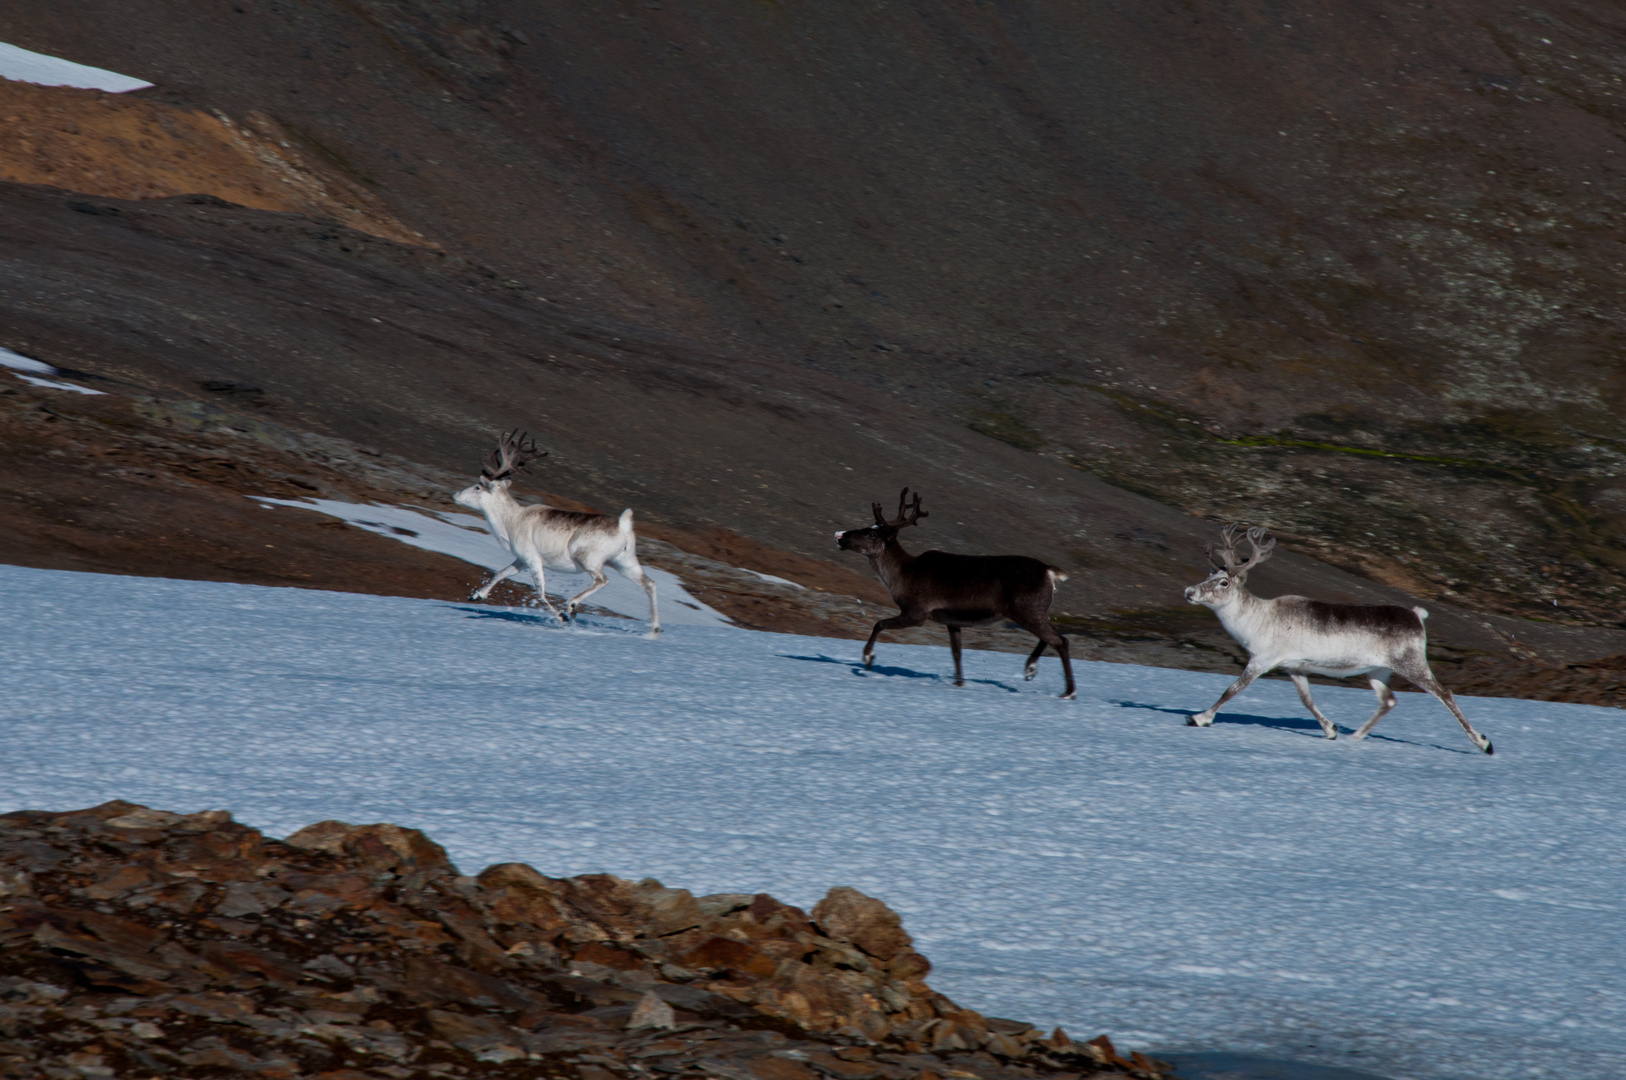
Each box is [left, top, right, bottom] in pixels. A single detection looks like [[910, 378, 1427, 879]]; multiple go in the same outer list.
[[575, 941, 652, 972], [282, 819, 356, 854], [105, 808, 187, 831], [428, 1008, 527, 1060], [34, 923, 173, 981], [753, 1056, 821, 1080], [196, 941, 305, 985], [136, 879, 209, 913], [0, 804, 1165, 1079], [812, 888, 914, 962], [385, 955, 540, 1012], [285, 821, 455, 876], [525, 1024, 625, 1055], [627, 879, 707, 937], [170, 992, 258, 1020], [1083, 1034, 1134, 1069], [83, 865, 153, 900], [805, 1049, 883, 1079], [682, 936, 778, 978], [888, 952, 931, 981], [78, 910, 167, 952], [0, 866, 33, 898], [476, 862, 585, 938], [178, 1038, 261, 1067], [627, 990, 678, 1031]]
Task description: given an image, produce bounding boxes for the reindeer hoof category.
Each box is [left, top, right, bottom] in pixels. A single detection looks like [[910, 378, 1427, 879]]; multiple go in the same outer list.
[[1059, 690, 1076, 701], [1023, 668, 1037, 681], [1483, 740, 1494, 755], [1186, 716, 1212, 727], [862, 655, 874, 669]]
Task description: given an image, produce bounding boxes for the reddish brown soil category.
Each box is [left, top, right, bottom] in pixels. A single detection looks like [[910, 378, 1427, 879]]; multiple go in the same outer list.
[[0, 384, 480, 599], [0, 78, 421, 244]]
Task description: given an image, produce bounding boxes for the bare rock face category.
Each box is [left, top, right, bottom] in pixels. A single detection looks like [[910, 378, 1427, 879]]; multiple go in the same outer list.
[[0, 802, 1169, 1080]]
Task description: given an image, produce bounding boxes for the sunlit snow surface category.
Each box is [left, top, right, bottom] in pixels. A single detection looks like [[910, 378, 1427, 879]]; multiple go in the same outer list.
[[2, 565, 1621, 1080], [0, 41, 152, 92]]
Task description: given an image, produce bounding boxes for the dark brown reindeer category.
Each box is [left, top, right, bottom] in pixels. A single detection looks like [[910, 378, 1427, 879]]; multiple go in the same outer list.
[[835, 489, 1076, 698]]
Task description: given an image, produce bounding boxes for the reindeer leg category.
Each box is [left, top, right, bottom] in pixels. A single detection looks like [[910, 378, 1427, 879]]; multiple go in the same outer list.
[[1024, 638, 1047, 681], [528, 564, 566, 624], [563, 567, 611, 622], [1289, 673, 1339, 739], [862, 612, 925, 669], [1048, 631, 1076, 700], [610, 551, 661, 635], [1189, 660, 1269, 726], [473, 559, 523, 601], [1351, 669, 1397, 741], [1395, 658, 1493, 754], [948, 625, 964, 686], [1011, 611, 1076, 700]]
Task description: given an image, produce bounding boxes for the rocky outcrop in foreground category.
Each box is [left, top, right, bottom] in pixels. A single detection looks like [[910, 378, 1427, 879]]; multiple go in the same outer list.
[[0, 803, 1168, 1080]]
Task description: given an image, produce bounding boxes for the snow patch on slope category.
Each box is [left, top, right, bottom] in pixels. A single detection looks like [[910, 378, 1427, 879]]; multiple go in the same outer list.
[[0, 41, 153, 93], [252, 497, 728, 627], [0, 346, 104, 395]]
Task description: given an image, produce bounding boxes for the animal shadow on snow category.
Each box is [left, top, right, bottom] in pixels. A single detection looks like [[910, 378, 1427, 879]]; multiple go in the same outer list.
[[780, 654, 1021, 693], [1113, 700, 1473, 754], [449, 605, 631, 634], [453, 605, 555, 627]]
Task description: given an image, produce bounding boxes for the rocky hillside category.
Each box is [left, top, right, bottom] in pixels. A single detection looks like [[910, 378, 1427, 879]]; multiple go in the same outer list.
[[1, 2, 1623, 696], [0, 802, 1166, 1080]]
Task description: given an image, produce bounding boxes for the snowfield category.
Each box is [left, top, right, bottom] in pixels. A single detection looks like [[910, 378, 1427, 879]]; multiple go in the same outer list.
[[2, 564, 1621, 1080]]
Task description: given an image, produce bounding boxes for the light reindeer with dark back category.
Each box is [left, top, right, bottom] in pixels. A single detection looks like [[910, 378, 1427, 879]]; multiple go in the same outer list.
[[1184, 524, 1492, 753], [836, 489, 1076, 698], [454, 430, 661, 634]]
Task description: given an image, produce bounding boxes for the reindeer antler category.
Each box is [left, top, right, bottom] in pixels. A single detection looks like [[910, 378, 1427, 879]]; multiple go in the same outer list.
[[1205, 523, 1276, 578], [480, 429, 545, 481], [871, 487, 928, 529]]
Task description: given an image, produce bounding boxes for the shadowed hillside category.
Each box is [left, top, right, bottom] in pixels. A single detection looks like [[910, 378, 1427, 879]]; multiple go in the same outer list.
[[2, 1, 1623, 691]]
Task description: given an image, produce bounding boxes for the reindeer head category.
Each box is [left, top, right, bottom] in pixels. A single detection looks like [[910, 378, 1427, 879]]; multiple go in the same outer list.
[[1184, 523, 1276, 608], [835, 488, 927, 556], [454, 429, 545, 511]]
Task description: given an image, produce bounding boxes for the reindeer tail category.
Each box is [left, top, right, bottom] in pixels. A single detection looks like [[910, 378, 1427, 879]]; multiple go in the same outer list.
[[1047, 567, 1069, 586], [1413, 606, 1429, 622]]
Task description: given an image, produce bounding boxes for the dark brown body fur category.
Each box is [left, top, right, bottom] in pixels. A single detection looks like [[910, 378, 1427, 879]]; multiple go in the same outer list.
[[837, 517, 1076, 698]]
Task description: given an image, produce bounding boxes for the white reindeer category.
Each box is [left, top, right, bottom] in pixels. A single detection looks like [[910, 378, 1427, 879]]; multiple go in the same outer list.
[[454, 430, 660, 634], [1183, 524, 1492, 754]]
